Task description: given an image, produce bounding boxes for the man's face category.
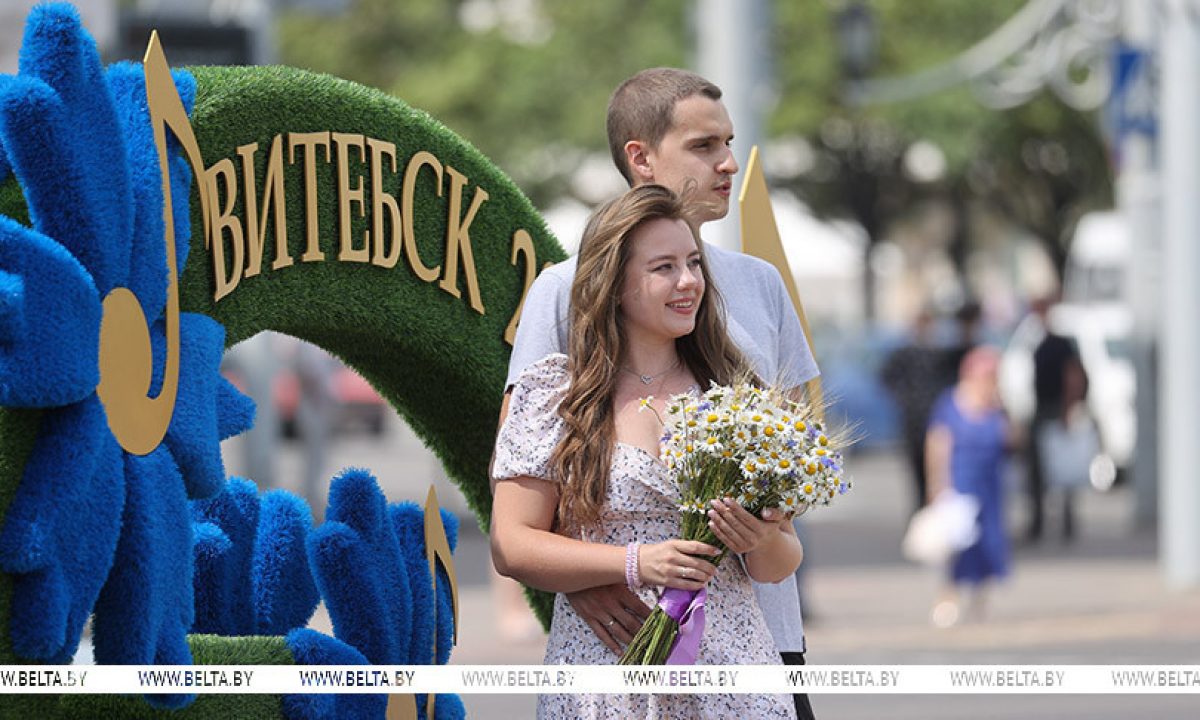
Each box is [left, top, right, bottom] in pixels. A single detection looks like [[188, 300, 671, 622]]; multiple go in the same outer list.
[[642, 95, 738, 224]]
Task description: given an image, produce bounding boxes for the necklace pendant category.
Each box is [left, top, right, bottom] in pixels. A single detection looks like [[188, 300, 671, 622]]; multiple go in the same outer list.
[[639, 375, 654, 385]]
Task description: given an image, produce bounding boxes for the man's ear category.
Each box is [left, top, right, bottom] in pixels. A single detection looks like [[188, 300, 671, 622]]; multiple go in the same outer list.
[[624, 140, 655, 184]]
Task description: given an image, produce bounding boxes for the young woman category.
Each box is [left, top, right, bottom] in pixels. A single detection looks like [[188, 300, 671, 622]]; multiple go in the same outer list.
[[925, 345, 1014, 627], [491, 185, 800, 719]]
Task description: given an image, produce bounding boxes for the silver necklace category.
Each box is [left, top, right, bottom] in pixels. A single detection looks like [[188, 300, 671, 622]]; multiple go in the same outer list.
[[622, 360, 679, 386]]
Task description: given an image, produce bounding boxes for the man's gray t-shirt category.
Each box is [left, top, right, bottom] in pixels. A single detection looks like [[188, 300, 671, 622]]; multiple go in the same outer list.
[[505, 242, 819, 653]]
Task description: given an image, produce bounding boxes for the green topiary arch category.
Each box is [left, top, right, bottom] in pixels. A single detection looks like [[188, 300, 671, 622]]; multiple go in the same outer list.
[[178, 63, 566, 526]]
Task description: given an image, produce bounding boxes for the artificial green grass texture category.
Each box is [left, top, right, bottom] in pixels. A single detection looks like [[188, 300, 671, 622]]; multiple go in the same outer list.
[[0, 61, 564, 712], [53, 635, 292, 719], [0, 407, 52, 720]]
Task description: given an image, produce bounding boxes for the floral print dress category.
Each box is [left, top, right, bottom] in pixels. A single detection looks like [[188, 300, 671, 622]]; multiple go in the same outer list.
[[492, 354, 796, 720]]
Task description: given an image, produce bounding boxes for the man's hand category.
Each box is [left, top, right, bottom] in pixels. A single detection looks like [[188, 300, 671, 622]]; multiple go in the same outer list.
[[566, 584, 652, 656]]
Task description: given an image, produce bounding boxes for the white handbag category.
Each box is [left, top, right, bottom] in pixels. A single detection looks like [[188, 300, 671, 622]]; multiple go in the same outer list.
[[902, 490, 981, 566]]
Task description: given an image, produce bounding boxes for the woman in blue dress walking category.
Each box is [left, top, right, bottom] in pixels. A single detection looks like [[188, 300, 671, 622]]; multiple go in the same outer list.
[[925, 346, 1014, 628]]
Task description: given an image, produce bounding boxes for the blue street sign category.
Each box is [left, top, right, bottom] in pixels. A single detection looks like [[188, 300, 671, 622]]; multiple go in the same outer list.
[[1109, 43, 1157, 142]]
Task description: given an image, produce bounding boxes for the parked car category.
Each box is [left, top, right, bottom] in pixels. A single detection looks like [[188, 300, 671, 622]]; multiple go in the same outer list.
[[222, 340, 389, 440], [273, 358, 389, 439], [817, 326, 902, 451]]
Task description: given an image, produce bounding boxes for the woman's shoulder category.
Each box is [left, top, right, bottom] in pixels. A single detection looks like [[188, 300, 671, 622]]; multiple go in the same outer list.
[[506, 353, 571, 424], [512, 352, 569, 390], [493, 354, 569, 484]]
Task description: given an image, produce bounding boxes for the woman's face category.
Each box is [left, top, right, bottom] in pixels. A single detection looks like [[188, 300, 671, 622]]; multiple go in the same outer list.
[[961, 348, 1000, 396], [618, 217, 705, 344]]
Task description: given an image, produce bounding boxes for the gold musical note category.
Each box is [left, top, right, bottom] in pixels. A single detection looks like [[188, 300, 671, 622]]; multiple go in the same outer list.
[[739, 145, 824, 419], [386, 693, 418, 720], [96, 32, 212, 454], [386, 487, 461, 719], [424, 485, 459, 719]]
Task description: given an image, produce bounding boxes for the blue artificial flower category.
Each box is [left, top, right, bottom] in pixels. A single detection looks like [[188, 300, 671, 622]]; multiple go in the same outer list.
[[296, 468, 464, 719], [0, 4, 252, 706]]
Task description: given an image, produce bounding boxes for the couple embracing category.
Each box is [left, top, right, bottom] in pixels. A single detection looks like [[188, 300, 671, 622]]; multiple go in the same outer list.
[[490, 68, 820, 720]]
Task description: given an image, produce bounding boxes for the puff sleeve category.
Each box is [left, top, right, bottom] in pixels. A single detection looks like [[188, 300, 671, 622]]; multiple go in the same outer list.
[[492, 353, 570, 484]]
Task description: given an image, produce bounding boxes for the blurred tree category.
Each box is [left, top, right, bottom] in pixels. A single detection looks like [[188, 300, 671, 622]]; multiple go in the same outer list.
[[771, 0, 1030, 167], [965, 94, 1114, 277], [772, 0, 1113, 296], [277, 0, 1114, 287], [277, 0, 692, 207]]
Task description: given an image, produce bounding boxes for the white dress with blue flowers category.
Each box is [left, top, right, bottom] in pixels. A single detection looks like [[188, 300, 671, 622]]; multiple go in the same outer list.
[[492, 354, 796, 720]]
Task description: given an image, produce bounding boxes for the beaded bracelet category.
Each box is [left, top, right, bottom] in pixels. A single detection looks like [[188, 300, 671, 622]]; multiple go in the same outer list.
[[625, 542, 642, 590]]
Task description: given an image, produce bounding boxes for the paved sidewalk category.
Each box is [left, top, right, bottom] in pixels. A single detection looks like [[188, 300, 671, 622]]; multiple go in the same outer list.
[[792, 450, 1200, 718]]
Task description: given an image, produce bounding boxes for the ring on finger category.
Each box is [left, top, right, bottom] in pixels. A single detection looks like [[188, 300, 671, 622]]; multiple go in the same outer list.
[[604, 619, 616, 627], [680, 566, 690, 579]]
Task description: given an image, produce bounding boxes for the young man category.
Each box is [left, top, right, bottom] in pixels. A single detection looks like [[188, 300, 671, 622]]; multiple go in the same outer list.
[[502, 68, 819, 719]]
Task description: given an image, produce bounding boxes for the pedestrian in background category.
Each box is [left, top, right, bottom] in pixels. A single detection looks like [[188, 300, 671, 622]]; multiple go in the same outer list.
[[881, 309, 947, 516], [1025, 294, 1079, 543], [943, 300, 984, 386], [925, 346, 1014, 628]]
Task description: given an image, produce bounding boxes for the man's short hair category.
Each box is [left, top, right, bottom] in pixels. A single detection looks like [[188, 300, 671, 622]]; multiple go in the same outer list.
[[606, 68, 722, 185]]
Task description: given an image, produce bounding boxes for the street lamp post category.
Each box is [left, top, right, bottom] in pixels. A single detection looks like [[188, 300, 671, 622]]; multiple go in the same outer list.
[[836, 0, 877, 97], [833, 1, 883, 323], [1158, 0, 1200, 589], [697, 0, 771, 251]]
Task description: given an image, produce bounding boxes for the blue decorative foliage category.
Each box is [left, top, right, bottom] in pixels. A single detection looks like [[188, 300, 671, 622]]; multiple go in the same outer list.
[[92, 448, 195, 709], [304, 470, 408, 667], [0, 270, 24, 344], [283, 629, 386, 720], [166, 313, 245, 499], [0, 3, 255, 670], [191, 478, 259, 636], [191, 520, 232, 635], [307, 468, 410, 666], [104, 61, 196, 321], [190, 478, 318, 637], [391, 503, 434, 665], [392, 503, 460, 664], [216, 373, 257, 440], [253, 490, 319, 634], [301, 470, 462, 720], [392, 503, 464, 720], [7, 3, 130, 296], [1, 395, 122, 662], [0, 214, 100, 407], [435, 509, 458, 667]]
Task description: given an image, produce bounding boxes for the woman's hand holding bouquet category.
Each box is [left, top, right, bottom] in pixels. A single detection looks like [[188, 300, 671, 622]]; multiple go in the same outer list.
[[637, 540, 719, 591], [619, 381, 851, 665]]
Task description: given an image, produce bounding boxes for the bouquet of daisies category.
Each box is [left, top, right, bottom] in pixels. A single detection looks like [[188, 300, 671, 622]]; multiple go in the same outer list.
[[618, 381, 849, 665]]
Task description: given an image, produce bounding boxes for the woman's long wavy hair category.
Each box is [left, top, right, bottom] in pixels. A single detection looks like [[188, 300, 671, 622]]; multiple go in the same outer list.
[[549, 184, 750, 533]]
